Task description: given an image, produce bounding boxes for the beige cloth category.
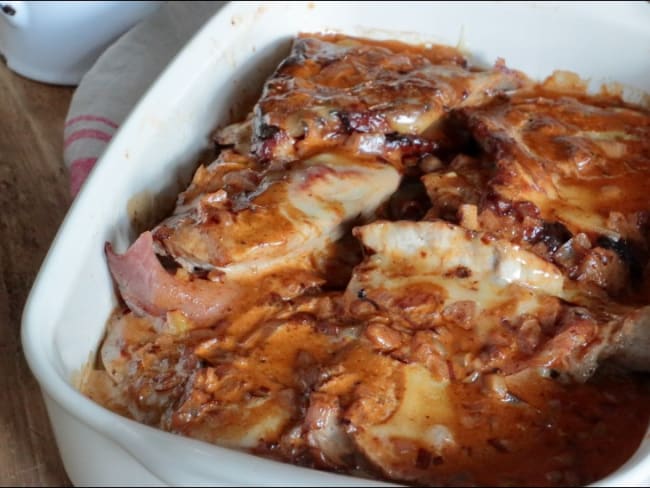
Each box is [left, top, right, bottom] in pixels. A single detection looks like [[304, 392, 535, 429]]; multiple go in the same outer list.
[[63, 1, 226, 196]]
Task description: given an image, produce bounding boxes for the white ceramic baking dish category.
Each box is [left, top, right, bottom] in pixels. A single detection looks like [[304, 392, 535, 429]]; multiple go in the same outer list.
[[22, 1, 650, 486]]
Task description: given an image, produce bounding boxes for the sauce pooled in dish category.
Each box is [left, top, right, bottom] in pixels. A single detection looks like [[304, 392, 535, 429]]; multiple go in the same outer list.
[[83, 33, 650, 487]]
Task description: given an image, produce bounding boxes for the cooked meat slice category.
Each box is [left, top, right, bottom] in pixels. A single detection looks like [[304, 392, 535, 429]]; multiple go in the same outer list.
[[463, 96, 650, 243], [100, 310, 159, 383], [348, 220, 566, 302], [106, 230, 326, 327], [423, 97, 650, 295], [607, 306, 650, 371], [97, 310, 202, 424], [169, 316, 354, 451], [422, 155, 569, 261], [105, 232, 245, 326], [250, 34, 528, 166], [344, 220, 566, 375], [345, 361, 454, 484], [152, 151, 400, 277], [304, 392, 357, 469], [80, 370, 129, 418], [310, 341, 455, 484], [306, 333, 650, 486], [537, 293, 650, 375], [171, 368, 298, 450], [345, 220, 650, 378], [107, 151, 398, 326]]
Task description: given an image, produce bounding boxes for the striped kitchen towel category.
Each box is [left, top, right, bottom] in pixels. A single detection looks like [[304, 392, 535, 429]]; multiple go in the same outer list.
[[64, 1, 225, 197]]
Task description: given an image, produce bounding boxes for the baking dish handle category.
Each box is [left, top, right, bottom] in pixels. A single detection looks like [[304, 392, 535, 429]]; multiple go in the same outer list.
[[112, 422, 258, 486], [109, 419, 383, 487]]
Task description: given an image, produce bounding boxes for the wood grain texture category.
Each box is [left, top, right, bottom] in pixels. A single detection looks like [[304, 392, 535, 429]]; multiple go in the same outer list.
[[0, 62, 73, 486]]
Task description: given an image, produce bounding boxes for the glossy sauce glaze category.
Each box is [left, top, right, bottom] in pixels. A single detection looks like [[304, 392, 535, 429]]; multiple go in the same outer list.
[[83, 33, 650, 487], [253, 33, 528, 166]]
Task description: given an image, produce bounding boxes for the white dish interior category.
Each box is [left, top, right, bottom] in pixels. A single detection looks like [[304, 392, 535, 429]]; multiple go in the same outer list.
[[22, 1, 650, 485]]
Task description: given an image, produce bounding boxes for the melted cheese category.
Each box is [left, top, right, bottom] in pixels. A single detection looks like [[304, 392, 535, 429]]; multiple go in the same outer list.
[[354, 220, 565, 296], [347, 220, 566, 339], [154, 152, 400, 277], [349, 363, 455, 482], [89, 33, 650, 488], [466, 96, 650, 241], [367, 364, 452, 445]]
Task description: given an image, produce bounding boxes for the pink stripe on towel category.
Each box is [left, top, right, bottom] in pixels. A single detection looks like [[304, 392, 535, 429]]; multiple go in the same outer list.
[[65, 114, 119, 129], [64, 129, 113, 149], [69, 157, 98, 197]]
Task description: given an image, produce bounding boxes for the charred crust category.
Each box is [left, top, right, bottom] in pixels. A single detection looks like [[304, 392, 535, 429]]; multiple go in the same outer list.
[[596, 236, 644, 285], [445, 266, 472, 279], [257, 123, 281, 140], [538, 221, 573, 253]]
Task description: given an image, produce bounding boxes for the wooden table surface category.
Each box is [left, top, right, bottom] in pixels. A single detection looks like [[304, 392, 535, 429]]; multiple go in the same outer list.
[[0, 61, 74, 486]]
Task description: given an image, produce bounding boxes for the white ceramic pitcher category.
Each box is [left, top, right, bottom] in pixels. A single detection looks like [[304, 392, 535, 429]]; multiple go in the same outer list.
[[0, 1, 163, 85]]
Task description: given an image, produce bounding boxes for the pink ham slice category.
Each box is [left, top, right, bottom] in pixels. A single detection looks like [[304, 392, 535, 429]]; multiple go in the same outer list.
[[105, 231, 242, 327]]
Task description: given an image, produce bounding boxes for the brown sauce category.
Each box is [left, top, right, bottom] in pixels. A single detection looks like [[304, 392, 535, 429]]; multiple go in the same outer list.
[[82, 33, 650, 487]]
